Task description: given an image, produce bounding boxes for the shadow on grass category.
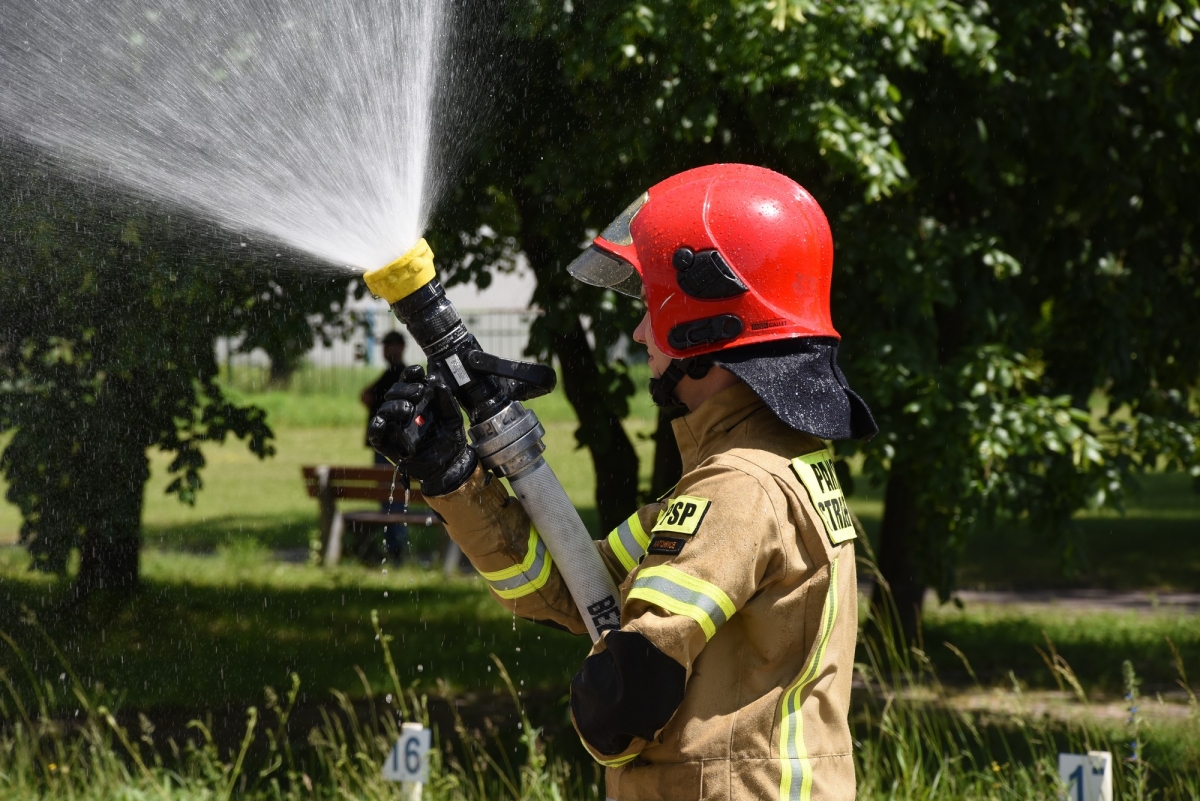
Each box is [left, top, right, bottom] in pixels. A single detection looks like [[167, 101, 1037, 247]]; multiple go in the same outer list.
[[920, 610, 1200, 695], [849, 471, 1200, 592], [959, 515, 1200, 592], [1, 559, 591, 714]]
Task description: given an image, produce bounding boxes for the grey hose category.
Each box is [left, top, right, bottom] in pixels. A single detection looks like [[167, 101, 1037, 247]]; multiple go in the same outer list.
[[509, 460, 621, 643]]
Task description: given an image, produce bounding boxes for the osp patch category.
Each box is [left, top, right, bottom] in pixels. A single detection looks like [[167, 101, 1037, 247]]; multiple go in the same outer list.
[[653, 495, 711, 536]]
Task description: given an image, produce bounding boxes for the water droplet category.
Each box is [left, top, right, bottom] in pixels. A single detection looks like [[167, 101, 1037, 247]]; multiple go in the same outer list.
[[417, 664, 424, 672], [383, 591, 389, 597], [385, 693, 393, 704]]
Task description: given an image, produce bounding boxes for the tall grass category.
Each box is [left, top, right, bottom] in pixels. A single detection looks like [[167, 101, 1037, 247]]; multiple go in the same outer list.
[[0, 610, 597, 800], [855, 556, 1200, 800], [3, 577, 1199, 799]]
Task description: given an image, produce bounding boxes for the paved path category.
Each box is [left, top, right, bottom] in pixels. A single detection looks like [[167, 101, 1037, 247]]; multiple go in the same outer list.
[[947, 588, 1200, 613], [854, 578, 1200, 614]]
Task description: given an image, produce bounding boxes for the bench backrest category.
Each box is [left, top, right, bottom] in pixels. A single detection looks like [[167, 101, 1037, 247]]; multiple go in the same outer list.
[[302, 466, 426, 504]]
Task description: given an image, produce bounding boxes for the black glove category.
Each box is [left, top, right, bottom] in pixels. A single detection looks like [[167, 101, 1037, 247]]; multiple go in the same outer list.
[[368, 365, 478, 497]]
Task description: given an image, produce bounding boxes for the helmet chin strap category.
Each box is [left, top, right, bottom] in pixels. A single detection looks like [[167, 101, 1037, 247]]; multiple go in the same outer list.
[[649, 356, 714, 408]]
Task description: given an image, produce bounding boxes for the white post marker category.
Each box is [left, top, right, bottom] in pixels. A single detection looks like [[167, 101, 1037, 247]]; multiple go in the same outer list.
[[1058, 751, 1113, 801], [384, 722, 431, 800]]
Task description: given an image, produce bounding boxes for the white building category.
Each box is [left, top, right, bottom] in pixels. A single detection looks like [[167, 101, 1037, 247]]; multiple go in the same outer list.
[[217, 261, 539, 370]]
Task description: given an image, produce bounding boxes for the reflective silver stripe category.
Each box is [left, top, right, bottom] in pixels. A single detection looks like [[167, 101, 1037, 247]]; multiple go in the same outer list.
[[607, 514, 649, 572], [479, 527, 552, 599], [630, 569, 732, 637], [777, 557, 841, 801]]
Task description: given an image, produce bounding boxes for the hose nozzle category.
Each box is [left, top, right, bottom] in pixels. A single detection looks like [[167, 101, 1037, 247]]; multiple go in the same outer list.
[[364, 238, 436, 303]]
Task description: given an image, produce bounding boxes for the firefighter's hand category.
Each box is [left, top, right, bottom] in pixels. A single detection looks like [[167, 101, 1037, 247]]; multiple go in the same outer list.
[[368, 365, 478, 496]]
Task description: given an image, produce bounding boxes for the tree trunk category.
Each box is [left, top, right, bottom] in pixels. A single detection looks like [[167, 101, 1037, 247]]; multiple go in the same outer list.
[[649, 406, 684, 501], [73, 417, 148, 600], [510, 182, 642, 535], [267, 358, 297, 388], [869, 466, 924, 643], [555, 318, 640, 533]]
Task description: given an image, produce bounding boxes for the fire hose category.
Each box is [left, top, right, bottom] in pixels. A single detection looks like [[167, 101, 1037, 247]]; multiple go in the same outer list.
[[363, 239, 621, 642]]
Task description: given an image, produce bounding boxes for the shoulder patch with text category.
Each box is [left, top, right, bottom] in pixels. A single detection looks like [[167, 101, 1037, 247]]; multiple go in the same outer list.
[[647, 535, 688, 557], [790, 451, 857, 545], [653, 495, 712, 536]]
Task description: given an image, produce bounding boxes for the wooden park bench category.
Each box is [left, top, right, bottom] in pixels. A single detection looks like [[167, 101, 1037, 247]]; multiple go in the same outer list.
[[301, 465, 464, 572]]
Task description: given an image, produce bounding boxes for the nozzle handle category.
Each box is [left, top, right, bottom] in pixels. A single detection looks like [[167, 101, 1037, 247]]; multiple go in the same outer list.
[[464, 351, 557, 401]]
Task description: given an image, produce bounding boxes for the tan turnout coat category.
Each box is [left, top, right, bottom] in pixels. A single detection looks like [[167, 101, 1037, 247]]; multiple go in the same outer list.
[[426, 381, 859, 801]]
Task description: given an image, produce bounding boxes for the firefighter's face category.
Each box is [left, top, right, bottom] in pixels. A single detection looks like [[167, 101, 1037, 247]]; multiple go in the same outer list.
[[633, 312, 671, 378]]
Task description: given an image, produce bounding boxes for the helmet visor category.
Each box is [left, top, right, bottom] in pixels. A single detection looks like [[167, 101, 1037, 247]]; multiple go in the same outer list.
[[598, 192, 648, 246], [567, 246, 644, 297]]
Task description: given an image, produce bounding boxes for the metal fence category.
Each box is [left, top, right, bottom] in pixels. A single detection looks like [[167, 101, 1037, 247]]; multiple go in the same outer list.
[[215, 307, 540, 375], [214, 306, 643, 390]]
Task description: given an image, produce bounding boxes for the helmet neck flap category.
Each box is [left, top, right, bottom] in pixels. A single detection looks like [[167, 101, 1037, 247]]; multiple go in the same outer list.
[[712, 338, 877, 441], [650, 338, 877, 442]]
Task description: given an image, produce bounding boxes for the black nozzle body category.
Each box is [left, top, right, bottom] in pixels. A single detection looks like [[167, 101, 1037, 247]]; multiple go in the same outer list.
[[389, 279, 510, 425]]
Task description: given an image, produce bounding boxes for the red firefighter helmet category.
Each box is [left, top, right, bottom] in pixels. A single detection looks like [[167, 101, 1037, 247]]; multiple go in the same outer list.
[[568, 163, 838, 359]]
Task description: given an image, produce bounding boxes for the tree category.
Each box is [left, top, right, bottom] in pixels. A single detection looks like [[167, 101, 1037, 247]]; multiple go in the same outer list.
[[0, 145, 351, 599], [429, 0, 1200, 633]]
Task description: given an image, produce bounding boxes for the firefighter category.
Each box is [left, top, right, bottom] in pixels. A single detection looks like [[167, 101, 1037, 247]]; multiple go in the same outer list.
[[369, 164, 877, 800]]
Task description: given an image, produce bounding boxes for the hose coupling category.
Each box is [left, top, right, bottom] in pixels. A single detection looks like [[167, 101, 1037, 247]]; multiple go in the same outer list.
[[468, 401, 546, 479]]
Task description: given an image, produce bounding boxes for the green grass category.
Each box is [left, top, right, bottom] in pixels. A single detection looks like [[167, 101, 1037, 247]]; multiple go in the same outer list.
[[1, 364, 1198, 707], [0, 365, 657, 547], [0, 548, 589, 711], [921, 602, 1200, 695], [3, 541, 1198, 716], [3, 365, 1200, 797], [3, 574, 1198, 800], [4, 363, 1197, 580], [844, 470, 1200, 593]]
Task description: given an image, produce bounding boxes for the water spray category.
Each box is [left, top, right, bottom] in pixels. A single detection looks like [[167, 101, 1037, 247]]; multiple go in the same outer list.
[[364, 240, 621, 643], [0, 0, 619, 638]]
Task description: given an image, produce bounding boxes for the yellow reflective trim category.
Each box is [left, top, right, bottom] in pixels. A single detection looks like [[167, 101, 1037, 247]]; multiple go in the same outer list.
[[608, 530, 637, 573], [627, 513, 650, 549], [777, 557, 841, 801], [627, 587, 718, 640], [639, 565, 736, 619], [490, 549, 553, 600], [595, 751, 638, 768], [628, 565, 736, 641], [606, 513, 651, 573], [478, 525, 541, 583]]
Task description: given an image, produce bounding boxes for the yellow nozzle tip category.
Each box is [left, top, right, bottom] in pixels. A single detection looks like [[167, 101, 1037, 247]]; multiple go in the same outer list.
[[364, 238, 436, 303]]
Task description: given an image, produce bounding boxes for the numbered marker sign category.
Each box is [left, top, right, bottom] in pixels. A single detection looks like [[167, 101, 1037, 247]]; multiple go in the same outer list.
[[384, 725, 431, 783], [1058, 751, 1112, 801]]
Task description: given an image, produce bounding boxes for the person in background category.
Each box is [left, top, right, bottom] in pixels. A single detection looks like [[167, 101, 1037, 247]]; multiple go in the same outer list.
[[360, 330, 409, 561]]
